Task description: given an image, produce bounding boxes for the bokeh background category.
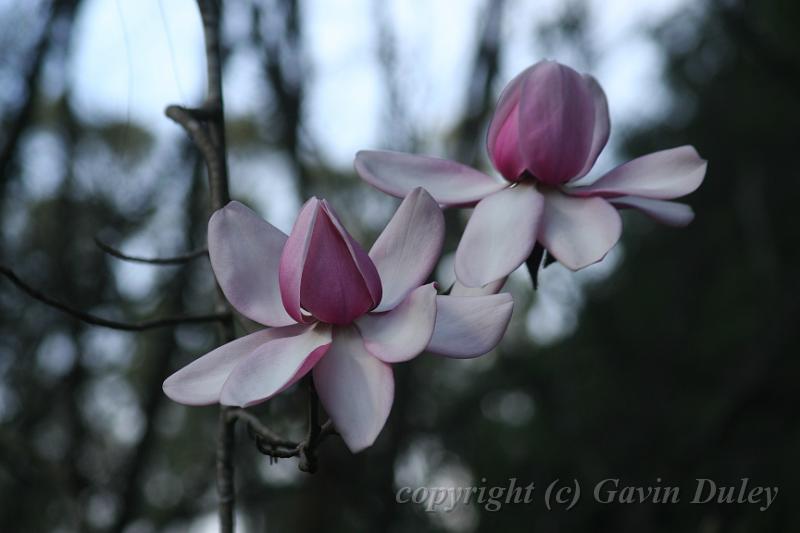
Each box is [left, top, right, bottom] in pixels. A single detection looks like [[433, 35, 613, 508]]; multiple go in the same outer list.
[[1, 0, 798, 531]]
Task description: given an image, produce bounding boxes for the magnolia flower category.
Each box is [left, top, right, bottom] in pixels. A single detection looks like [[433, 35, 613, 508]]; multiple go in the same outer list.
[[355, 60, 707, 290], [163, 188, 513, 452]]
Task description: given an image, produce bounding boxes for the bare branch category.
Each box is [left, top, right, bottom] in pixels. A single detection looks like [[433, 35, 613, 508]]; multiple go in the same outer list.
[[165, 105, 227, 204], [95, 237, 207, 265], [1, 264, 229, 331], [225, 405, 337, 471], [171, 3, 235, 531], [171, 0, 230, 213], [227, 408, 296, 449]]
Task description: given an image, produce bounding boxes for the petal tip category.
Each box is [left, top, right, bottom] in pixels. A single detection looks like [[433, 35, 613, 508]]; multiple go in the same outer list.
[[162, 375, 219, 407], [426, 293, 514, 358]]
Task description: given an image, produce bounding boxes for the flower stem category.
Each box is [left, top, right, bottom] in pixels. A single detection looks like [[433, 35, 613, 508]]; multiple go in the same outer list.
[[525, 242, 546, 290]]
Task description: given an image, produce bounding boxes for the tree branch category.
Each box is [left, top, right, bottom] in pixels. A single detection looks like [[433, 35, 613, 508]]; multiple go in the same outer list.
[[196, 0, 230, 210], [165, 104, 228, 207], [95, 237, 207, 265], [166, 2, 235, 531], [298, 379, 323, 472], [1, 264, 228, 331]]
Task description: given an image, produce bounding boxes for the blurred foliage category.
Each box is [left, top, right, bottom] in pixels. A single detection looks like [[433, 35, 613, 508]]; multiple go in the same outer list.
[[1, 0, 799, 532]]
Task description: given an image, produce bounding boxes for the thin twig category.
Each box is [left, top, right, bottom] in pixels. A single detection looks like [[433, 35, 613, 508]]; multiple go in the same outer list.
[[227, 408, 296, 449], [226, 405, 337, 468], [1, 264, 229, 331], [95, 237, 207, 265]]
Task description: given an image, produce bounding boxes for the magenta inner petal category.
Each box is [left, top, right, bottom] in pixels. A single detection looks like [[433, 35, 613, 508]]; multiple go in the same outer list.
[[518, 61, 598, 185], [490, 103, 527, 181], [300, 206, 381, 325], [279, 198, 322, 324], [320, 201, 382, 305]]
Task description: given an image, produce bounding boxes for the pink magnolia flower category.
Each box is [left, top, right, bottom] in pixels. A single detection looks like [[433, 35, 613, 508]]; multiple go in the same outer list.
[[355, 60, 707, 290], [163, 188, 513, 452]]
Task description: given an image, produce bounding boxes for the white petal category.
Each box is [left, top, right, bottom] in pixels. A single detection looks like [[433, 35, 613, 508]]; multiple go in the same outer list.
[[313, 326, 394, 453], [370, 188, 444, 312], [219, 323, 332, 407], [538, 191, 622, 271], [455, 185, 544, 287], [568, 146, 707, 199], [427, 294, 514, 358], [610, 196, 695, 227], [208, 201, 295, 327], [163, 326, 303, 406], [356, 283, 437, 363], [355, 150, 506, 207], [450, 278, 507, 296]]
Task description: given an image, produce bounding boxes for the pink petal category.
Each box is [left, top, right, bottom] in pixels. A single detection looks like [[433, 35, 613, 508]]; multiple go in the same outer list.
[[356, 283, 437, 363], [369, 188, 444, 312], [537, 190, 622, 271], [208, 201, 295, 327], [426, 293, 514, 358], [486, 66, 531, 181], [450, 278, 507, 296], [518, 61, 598, 185], [319, 200, 383, 304], [219, 323, 332, 407], [610, 196, 695, 227], [280, 198, 381, 325], [355, 150, 507, 207], [278, 198, 320, 324], [572, 75, 610, 180], [163, 326, 306, 406], [567, 146, 707, 199], [455, 185, 544, 288], [313, 326, 394, 453]]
